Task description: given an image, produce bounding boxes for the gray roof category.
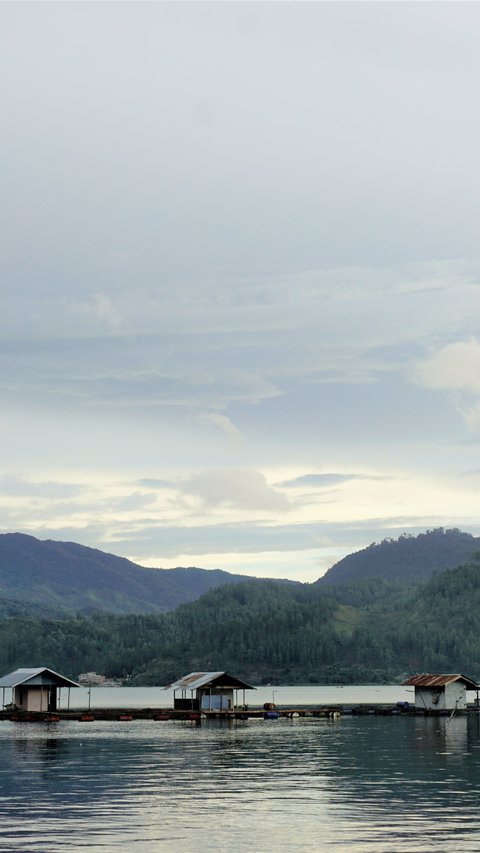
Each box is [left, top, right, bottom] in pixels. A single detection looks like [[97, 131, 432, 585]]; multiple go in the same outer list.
[[166, 671, 255, 691], [0, 667, 81, 689]]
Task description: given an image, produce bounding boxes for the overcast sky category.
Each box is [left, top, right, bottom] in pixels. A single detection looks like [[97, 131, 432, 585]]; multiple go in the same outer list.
[[1, 2, 480, 582]]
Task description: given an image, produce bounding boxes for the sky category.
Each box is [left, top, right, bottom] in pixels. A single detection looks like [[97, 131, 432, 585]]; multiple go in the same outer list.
[[1, 1, 480, 583]]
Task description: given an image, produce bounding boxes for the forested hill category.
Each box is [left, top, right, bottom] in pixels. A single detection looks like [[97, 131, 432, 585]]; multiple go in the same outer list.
[[3, 553, 480, 685], [4, 526, 480, 685], [1, 528, 479, 620], [318, 528, 480, 586], [0, 533, 267, 615]]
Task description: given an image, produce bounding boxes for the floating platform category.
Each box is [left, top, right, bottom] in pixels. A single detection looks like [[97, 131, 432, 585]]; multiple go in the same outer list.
[[0, 704, 404, 723], [1, 703, 477, 723], [0, 707, 340, 723]]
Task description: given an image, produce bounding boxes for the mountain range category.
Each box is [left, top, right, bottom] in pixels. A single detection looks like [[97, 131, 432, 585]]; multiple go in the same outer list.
[[1, 527, 479, 618], [0, 532, 256, 616], [319, 527, 480, 585], [1, 527, 480, 683]]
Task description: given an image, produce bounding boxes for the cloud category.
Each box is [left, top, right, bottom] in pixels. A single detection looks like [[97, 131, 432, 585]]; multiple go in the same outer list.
[[107, 516, 479, 562], [3, 3, 480, 581], [460, 402, 480, 432], [1, 260, 480, 423], [414, 338, 480, 428], [180, 468, 290, 513], [67, 294, 128, 336], [199, 411, 242, 439], [281, 473, 371, 489], [137, 478, 172, 490], [415, 339, 480, 394], [110, 492, 158, 512], [0, 474, 86, 499]]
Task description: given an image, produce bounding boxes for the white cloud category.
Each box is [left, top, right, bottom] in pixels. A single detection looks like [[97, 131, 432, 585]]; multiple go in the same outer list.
[[415, 339, 480, 394], [2, 260, 479, 420], [0, 474, 85, 499], [414, 339, 480, 429], [67, 294, 128, 336], [459, 401, 480, 432], [180, 468, 290, 513], [199, 412, 242, 440]]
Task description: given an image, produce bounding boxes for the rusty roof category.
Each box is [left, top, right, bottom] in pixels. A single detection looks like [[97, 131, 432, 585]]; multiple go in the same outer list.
[[166, 671, 255, 691], [403, 673, 479, 690]]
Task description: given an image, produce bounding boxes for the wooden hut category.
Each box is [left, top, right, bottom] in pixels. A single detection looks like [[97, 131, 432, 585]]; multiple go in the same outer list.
[[403, 673, 479, 714], [0, 667, 81, 713], [167, 671, 255, 712]]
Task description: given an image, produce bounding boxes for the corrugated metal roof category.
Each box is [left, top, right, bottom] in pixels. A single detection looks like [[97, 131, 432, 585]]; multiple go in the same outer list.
[[403, 673, 479, 690], [0, 667, 81, 689], [166, 671, 255, 691]]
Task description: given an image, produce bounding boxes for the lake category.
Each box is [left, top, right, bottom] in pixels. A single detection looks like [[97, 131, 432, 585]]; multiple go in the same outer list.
[[2, 687, 480, 852], [52, 683, 416, 710]]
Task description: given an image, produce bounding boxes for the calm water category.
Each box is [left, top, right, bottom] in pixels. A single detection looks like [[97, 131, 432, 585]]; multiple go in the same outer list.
[[51, 683, 416, 710], [2, 708, 480, 852]]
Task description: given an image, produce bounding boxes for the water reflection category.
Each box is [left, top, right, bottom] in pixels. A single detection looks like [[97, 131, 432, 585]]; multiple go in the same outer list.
[[413, 714, 469, 757], [1, 716, 480, 851]]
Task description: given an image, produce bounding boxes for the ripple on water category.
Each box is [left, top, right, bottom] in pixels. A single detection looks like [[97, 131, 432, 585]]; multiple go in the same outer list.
[[1, 715, 480, 851]]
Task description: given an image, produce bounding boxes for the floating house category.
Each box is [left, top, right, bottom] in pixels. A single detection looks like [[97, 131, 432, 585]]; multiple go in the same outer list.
[[0, 667, 81, 713], [403, 673, 479, 714], [167, 671, 255, 712]]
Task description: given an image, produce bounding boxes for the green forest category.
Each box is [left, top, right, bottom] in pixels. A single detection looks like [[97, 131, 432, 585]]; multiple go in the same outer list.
[[3, 550, 480, 686]]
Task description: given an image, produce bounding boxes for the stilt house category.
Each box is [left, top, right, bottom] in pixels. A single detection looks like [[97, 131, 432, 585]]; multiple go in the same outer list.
[[403, 673, 479, 713], [167, 671, 255, 712], [0, 667, 81, 712]]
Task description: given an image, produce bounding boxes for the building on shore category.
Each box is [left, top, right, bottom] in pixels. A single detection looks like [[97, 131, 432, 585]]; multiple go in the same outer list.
[[0, 667, 81, 712], [167, 671, 255, 712], [77, 672, 120, 687], [78, 672, 106, 686]]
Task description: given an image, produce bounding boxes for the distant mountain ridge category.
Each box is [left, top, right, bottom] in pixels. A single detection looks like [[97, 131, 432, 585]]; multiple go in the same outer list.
[[318, 528, 480, 586], [2, 528, 480, 682], [0, 533, 260, 616], [1, 528, 479, 620], [5, 549, 480, 685]]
